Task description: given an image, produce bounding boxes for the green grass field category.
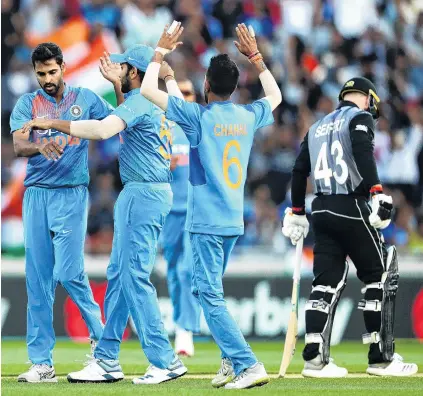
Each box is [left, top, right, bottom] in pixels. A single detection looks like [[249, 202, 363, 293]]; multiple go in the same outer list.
[[2, 339, 423, 395]]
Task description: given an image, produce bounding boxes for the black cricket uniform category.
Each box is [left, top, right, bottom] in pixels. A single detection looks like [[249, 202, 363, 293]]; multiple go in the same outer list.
[[291, 101, 387, 364]]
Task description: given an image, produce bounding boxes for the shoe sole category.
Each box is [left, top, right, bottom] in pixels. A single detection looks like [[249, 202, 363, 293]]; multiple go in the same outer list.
[[225, 376, 270, 390], [132, 367, 187, 385], [18, 378, 58, 383], [245, 376, 270, 389], [302, 370, 348, 378], [67, 374, 124, 384], [212, 375, 235, 388], [367, 368, 418, 377]]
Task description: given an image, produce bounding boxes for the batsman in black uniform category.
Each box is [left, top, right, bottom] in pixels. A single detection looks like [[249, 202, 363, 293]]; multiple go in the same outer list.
[[282, 77, 418, 378]]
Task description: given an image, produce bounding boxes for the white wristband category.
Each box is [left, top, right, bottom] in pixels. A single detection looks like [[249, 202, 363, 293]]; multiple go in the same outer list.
[[155, 47, 170, 56]]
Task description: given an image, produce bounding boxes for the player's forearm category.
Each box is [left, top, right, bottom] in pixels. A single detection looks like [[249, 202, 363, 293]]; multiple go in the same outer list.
[[49, 120, 71, 135], [140, 52, 169, 110], [291, 172, 308, 215], [69, 116, 125, 140], [113, 82, 125, 106], [13, 138, 40, 157], [258, 69, 282, 111]]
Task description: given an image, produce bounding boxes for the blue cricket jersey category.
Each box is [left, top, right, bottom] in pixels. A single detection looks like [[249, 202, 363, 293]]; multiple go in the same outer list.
[[170, 122, 189, 213], [10, 85, 113, 188], [166, 96, 274, 236], [112, 88, 172, 184]]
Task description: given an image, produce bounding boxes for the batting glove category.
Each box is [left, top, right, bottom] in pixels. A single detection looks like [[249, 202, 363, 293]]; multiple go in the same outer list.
[[369, 193, 393, 229], [282, 208, 309, 245]]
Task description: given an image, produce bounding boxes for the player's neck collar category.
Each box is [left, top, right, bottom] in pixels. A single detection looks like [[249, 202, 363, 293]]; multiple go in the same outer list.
[[126, 88, 139, 98], [337, 100, 358, 110], [208, 100, 232, 106], [40, 83, 70, 103]]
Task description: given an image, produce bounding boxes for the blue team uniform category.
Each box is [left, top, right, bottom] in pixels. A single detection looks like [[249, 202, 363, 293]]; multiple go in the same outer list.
[[166, 96, 274, 375], [10, 85, 112, 366], [161, 122, 201, 333], [94, 88, 177, 369]]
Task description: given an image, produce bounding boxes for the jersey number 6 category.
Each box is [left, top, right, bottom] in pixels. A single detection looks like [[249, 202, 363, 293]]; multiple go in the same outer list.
[[314, 140, 348, 187], [223, 140, 242, 189]]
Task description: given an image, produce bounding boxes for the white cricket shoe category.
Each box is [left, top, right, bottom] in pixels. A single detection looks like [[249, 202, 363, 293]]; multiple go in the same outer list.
[[224, 362, 269, 389], [367, 353, 418, 377], [18, 364, 58, 383], [211, 358, 235, 388], [302, 355, 348, 378], [132, 358, 187, 384], [175, 327, 194, 357], [67, 359, 124, 383]]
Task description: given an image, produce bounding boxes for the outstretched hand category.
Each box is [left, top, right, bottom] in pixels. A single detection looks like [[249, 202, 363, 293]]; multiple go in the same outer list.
[[156, 22, 184, 54], [234, 23, 258, 57], [99, 51, 121, 85]]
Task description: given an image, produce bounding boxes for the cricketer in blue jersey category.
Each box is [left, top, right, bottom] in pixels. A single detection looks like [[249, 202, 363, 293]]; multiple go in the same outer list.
[[24, 44, 188, 385], [10, 43, 112, 383], [161, 79, 201, 357], [141, 22, 282, 389]]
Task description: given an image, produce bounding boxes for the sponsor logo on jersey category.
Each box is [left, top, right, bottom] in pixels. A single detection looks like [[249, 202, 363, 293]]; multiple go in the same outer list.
[[70, 105, 82, 118], [355, 124, 368, 132]]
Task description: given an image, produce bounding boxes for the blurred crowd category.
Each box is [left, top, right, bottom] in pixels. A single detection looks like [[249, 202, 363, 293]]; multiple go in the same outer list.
[[2, 0, 423, 255]]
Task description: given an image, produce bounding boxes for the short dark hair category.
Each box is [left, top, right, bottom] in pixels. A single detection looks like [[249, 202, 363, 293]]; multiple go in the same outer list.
[[206, 54, 239, 97], [123, 62, 145, 82], [31, 42, 64, 67]]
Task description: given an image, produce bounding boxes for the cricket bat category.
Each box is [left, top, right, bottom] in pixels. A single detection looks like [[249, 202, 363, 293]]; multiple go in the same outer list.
[[278, 236, 304, 377]]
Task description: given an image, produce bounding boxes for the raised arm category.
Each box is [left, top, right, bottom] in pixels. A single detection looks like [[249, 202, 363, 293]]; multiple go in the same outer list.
[[160, 61, 184, 100], [21, 115, 125, 141], [234, 24, 282, 111], [99, 52, 125, 106], [141, 22, 184, 110]]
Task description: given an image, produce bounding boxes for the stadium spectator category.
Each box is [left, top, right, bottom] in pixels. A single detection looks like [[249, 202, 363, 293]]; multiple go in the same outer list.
[[120, 0, 172, 49], [2, 0, 423, 255]]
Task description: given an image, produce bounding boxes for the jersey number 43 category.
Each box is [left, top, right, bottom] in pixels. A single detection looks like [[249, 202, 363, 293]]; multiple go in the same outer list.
[[314, 140, 348, 187]]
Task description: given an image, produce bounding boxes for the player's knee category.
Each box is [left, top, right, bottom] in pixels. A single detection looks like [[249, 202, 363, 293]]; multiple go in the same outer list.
[[195, 286, 223, 303], [357, 270, 384, 285], [120, 271, 151, 292], [312, 271, 345, 289], [57, 269, 85, 285], [197, 291, 226, 317]]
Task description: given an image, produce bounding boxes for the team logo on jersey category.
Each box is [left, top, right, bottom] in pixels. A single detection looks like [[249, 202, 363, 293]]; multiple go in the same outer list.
[[70, 105, 82, 118], [345, 80, 355, 87], [355, 124, 368, 132]]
